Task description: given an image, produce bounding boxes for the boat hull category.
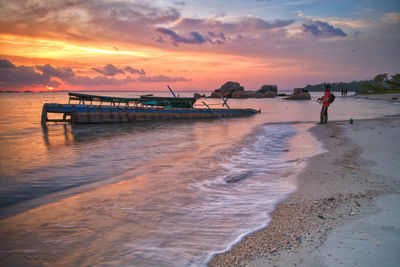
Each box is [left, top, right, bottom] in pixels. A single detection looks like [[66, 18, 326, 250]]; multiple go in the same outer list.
[[41, 103, 259, 125]]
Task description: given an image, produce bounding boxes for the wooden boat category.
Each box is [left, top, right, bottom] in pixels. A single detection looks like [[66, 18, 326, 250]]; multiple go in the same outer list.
[[41, 92, 260, 125]]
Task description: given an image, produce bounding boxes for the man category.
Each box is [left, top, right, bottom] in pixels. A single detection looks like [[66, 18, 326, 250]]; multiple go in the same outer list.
[[318, 84, 332, 124]]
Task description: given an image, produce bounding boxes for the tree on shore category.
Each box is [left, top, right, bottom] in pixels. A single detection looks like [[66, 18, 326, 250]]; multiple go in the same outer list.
[[387, 74, 400, 91], [359, 73, 400, 94]]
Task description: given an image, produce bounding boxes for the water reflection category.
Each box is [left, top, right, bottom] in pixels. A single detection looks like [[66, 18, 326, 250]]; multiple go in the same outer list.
[[42, 124, 74, 147], [1, 92, 400, 266]]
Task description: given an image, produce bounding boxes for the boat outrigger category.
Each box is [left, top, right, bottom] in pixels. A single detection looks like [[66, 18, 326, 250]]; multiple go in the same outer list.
[[41, 91, 260, 126]]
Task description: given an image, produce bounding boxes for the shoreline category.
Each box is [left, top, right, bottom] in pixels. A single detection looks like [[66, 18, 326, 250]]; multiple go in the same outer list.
[[353, 93, 400, 103], [208, 117, 400, 266]]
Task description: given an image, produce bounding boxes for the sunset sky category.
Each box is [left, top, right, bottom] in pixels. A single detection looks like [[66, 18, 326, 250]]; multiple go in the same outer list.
[[1, 0, 399, 91]]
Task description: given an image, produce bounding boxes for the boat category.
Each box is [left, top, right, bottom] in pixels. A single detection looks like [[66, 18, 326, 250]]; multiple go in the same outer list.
[[41, 92, 260, 125]]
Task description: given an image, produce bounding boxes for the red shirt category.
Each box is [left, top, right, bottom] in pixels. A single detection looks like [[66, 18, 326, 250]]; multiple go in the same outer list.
[[322, 91, 331, 107]]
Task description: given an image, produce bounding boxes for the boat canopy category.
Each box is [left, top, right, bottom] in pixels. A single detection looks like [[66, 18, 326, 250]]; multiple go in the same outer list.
[[68, 92, 197, 108]]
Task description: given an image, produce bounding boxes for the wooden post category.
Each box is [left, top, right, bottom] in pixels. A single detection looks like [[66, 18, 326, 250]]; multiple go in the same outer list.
[[220, 95, 230, 110], [41, 104, 48, 127], [167, 85, 177, 98], [202, 101, 222, 119]]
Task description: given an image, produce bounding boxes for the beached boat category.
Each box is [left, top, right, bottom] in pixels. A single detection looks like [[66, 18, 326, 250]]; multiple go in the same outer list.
[[41, 92, 260, 125]]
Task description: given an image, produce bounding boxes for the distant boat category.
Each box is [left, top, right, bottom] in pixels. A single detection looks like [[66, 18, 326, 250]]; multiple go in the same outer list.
[[41, 92, 260, 125]]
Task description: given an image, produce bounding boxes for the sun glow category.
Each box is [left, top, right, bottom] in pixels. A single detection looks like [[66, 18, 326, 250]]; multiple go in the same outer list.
[[0, 34, 154, 59]]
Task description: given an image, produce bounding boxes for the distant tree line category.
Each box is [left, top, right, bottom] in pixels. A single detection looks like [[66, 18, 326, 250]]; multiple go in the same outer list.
[[302, 73, 400, 94], [303, 80, 365, 92]]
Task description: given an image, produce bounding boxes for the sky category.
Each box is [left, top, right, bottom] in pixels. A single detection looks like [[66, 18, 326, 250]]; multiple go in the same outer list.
[[0, 0, 399, 92]]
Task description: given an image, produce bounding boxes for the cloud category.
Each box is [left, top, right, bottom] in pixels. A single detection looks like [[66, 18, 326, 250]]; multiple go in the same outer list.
[[175, 17, 294, 32], [156, 27, 207, 45], [0, 0, 181, 45], [237, 17, 294, 30], [0, 59, 15, 68], [155, 16, 294, 46], [92, 64, 125, 76], [302, 20, 347, 38], [36, 64, 75, 79], [0, 0, 295, 53], [156, 17, 293, 46], [124, 66, 146, 75], [381, 12, 400, 24], [137, 75, 190, 82], [0, 59, 137, 89], [174, 1, 186, 6], [0, 59, 60, 89], [0, 59, 191, 89]]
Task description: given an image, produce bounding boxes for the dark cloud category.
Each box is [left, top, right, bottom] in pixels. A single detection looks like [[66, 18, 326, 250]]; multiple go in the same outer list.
[[0, 59, 60, 89], [137, 75, 189, 82], [0, 59, 136, 89], [36, 64, 75, 79], [0, 59, 16, 68], [0, 59, 191, 88], [92, 64, 125, 76], [124, 66, 146, 75], [302, 20, 347, 38], [156, 27, 207, 46]]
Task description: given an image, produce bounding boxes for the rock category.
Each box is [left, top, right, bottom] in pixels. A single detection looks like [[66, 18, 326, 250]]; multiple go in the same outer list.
[[193, 93, 205, 99], [222, 91, 233, 98], [284, 91, 311, 100], [210, 81, 244, 98], [225, 171, 253, 183], [257, 92, 276, 98], [220, 81, 244, 92], [210, 91, 223, 98], [257, 85, 277, 96], [231, 90, 249, 98], [209, 81, 280, 98], [246, 91, 259, 98]]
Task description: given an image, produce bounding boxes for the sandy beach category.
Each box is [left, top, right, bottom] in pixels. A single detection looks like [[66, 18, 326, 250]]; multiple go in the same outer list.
[[208, 117, 400, 266]]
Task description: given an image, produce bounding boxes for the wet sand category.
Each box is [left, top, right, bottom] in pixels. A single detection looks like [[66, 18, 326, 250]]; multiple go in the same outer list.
[[354, 93, 400, 103], [208, 117, 400, 266]]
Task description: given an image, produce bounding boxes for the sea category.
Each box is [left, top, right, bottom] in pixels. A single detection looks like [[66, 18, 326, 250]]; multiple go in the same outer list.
[[0, 91, 399, 266]]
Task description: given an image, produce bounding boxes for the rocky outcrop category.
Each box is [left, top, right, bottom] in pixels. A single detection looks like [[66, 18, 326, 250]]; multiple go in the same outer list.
[[284, 88, 311, 100], [209, 82, 278, 99], [210, 81, 244, 98], [231, 90, 249, 98], [256, 85, 277, 97], [193, 93, 206, 99]]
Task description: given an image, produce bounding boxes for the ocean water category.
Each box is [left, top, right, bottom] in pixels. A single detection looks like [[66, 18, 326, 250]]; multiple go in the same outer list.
[[0, 91, 399, 266]]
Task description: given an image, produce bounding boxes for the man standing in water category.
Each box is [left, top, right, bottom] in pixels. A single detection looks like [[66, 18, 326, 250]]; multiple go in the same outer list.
[[318, 84, 332, 124]]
